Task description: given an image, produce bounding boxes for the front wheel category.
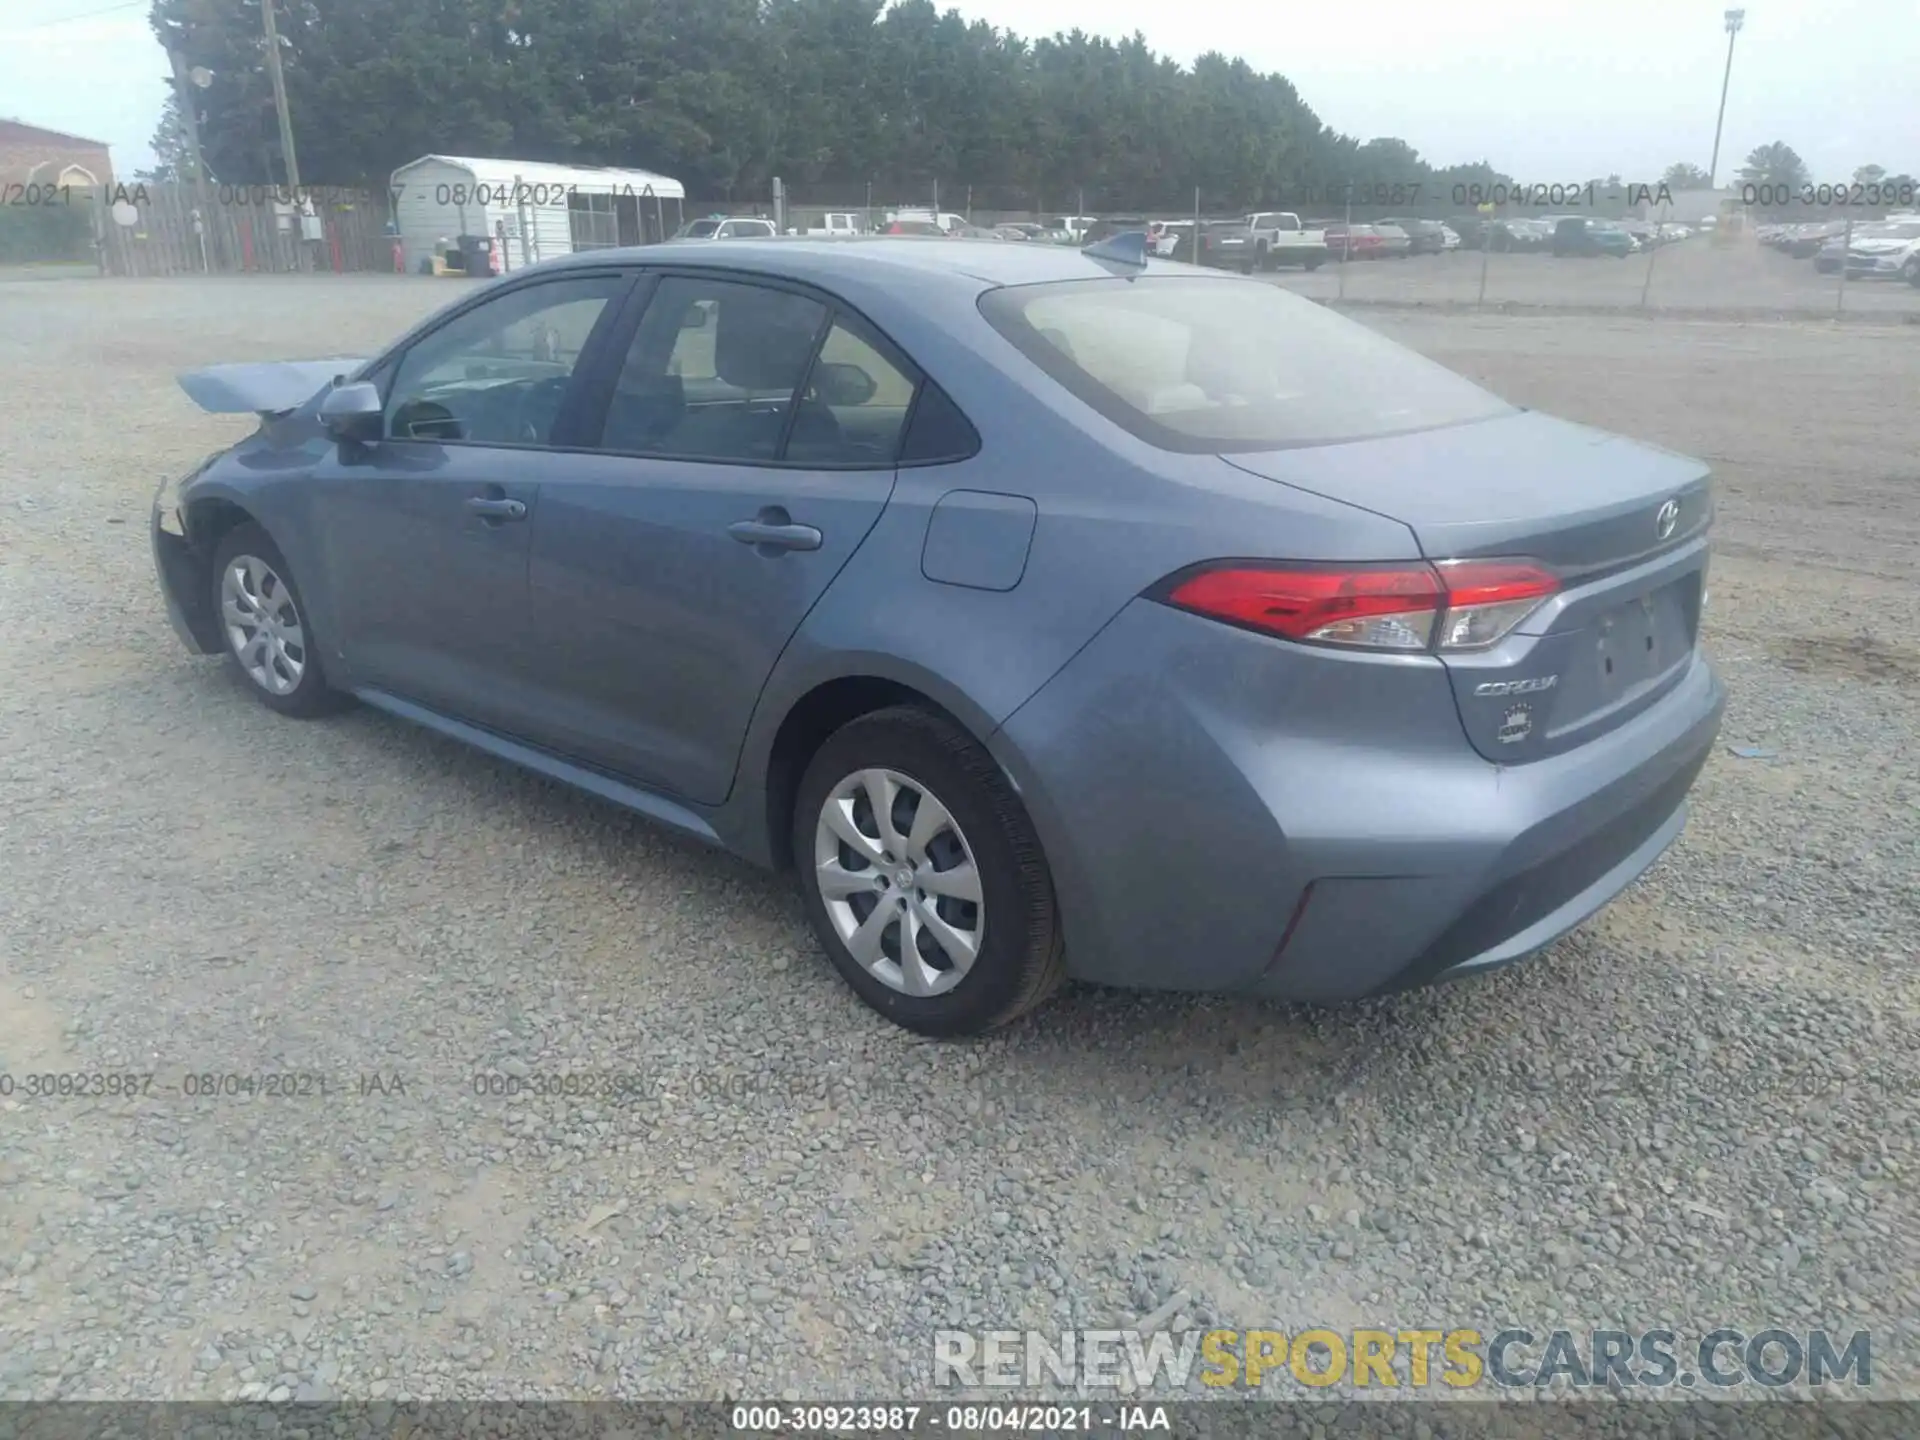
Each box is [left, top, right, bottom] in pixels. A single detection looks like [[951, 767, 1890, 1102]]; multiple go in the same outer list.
[[794, 706, 1066, 1037], [1905, 256, 1920, 286], [209, 522, 349, 718]]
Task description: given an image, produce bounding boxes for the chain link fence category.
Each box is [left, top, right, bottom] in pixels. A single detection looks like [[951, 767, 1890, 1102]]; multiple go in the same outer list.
[[7, 173, 1914, 320]]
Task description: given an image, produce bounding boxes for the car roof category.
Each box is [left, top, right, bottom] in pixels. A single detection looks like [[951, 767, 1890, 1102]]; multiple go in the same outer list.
[[536, 235, 1226, 295]]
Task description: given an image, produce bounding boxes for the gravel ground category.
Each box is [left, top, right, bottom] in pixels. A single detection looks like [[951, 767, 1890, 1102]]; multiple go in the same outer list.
[[1, 277, 1916, 1405]]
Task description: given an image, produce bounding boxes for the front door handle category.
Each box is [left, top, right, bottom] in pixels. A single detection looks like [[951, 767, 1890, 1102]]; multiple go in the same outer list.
[[728, 508, 822, 553], [467, 496, 528, 521]]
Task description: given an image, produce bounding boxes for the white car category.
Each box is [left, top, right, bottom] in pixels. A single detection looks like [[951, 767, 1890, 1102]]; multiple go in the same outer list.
[[673, 216, 778, 240], [1440, 225, 1462, 250], [1842, 219, 1920, 281]]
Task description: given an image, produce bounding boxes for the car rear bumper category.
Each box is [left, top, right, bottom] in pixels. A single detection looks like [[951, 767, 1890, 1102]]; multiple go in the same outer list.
[[152, 503, 222, 655], [993, 597, 1724, 1002]]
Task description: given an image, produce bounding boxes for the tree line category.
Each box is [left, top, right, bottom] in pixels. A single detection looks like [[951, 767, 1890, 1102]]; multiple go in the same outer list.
[[146, 1, 1912, 217], [148, 0, 1516, 209]]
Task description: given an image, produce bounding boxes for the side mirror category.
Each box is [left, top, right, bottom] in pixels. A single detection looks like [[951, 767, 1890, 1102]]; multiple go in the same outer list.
[[320, 380, 384, 442]]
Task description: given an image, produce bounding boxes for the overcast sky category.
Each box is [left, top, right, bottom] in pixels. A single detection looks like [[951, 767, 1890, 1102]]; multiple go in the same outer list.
[[2, 0, 1914, 187]]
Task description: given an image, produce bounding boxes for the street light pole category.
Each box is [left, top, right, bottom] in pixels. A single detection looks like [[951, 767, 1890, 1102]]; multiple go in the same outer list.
[[1707, 9, 1745, 189]]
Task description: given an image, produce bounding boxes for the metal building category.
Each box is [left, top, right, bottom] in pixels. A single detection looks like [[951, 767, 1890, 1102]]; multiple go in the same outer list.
[[389, 154, 686, 274]]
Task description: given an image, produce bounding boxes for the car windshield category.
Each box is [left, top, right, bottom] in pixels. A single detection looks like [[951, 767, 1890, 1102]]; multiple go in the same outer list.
[[680, 220, 720, 238], [979, 276, 1514, 453]]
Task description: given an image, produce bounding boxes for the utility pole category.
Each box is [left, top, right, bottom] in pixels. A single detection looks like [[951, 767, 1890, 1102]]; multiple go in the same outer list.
[[260, 0, 308, 269], [260, 0, 301, 190], [1707, 9, 1745, 189]]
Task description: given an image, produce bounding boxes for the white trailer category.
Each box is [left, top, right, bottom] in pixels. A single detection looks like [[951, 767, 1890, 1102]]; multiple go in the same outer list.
[[389, 154, 686, 275]]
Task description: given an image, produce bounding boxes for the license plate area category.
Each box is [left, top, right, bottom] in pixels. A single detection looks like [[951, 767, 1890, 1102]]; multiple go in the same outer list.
[[1592, 580, 1692, 703]]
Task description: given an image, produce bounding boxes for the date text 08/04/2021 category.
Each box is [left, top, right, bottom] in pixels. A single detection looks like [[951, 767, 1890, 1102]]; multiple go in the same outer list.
[[729, 1404, 1172, 1433]]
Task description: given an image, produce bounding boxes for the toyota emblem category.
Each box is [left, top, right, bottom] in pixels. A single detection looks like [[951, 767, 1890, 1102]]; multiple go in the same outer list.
[[1655, 498, 1681, 540]]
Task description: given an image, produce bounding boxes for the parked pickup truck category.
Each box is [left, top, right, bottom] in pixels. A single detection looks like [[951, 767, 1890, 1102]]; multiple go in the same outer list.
[[1244, 212, 1326, 270]]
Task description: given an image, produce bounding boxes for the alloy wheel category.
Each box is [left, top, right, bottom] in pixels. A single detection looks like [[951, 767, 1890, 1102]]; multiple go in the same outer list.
[[813, 767, 985, 997], [220, 555, 306, 696]]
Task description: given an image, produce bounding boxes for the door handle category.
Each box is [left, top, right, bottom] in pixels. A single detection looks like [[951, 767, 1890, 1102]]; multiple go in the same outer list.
[[728, 511, 822, 553], [467, 496, 528, 521]]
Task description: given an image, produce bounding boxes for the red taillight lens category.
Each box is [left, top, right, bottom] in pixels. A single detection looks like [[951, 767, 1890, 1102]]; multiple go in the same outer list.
[[1167, 564, 1443, 650], [1165, 559, 1558, 652], [1431, 559, 1558, 649]]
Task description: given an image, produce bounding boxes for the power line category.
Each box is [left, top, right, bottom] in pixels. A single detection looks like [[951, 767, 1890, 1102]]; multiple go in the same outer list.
[[7, 1, 146, 32]]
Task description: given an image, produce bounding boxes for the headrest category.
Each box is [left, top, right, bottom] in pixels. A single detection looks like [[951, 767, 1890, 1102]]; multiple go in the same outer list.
[[715, 295, 823, 391]]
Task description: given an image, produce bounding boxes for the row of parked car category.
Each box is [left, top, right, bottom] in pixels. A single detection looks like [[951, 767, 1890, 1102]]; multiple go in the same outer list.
[[1756, 215, 1920, 282], [675, 208, 1707, 270]]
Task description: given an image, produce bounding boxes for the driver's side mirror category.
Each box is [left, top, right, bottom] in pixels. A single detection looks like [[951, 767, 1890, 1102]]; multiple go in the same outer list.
[[320, 381, 384, 443]]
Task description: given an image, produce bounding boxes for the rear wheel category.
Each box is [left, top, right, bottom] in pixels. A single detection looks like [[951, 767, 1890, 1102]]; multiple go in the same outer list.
[[794, 706, 1066, 1037], [209, 522, 348, 718]]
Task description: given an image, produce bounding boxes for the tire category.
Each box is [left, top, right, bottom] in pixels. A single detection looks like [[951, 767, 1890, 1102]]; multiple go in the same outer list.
[[208, 521, 349, 718], [1905, 257, 1920, 287], [793, 705, 1066, 1037]]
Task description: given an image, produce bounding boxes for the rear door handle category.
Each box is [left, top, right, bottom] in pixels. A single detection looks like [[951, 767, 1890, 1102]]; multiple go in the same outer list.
[[467, 497, 528, 521], [728, 511, 822, 553]]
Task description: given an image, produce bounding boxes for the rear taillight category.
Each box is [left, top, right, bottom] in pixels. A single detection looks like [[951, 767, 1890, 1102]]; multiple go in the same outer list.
[[1163, 559, 1558, 653]]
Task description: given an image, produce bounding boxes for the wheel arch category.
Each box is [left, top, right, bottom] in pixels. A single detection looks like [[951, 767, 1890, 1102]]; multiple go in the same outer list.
[[161, 493, 264, 654], [185, 493, 260, 556], [756, 666, 1002, 874]]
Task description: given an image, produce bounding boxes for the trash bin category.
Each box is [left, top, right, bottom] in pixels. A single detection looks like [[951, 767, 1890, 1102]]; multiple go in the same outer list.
[[457, 234, 495, 277]]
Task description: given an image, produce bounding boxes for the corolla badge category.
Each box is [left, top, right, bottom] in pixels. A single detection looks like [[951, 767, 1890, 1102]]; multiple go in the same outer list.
[[1497, 706, 1534, 744], [1655, 498, 1681, 540], [1475, 675, 1558, 697]]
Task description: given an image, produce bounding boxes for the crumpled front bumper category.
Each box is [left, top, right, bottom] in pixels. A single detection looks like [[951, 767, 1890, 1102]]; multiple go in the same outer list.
[[151, 503, 221, 655]]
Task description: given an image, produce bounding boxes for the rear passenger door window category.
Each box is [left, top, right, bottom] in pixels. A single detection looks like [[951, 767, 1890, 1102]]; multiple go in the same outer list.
[[784, 319, 918, 467], [600, 276, 828, 461]]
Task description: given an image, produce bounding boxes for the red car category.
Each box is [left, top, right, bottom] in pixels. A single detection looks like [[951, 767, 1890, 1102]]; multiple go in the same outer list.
[[1323, 223, 1384, 261]]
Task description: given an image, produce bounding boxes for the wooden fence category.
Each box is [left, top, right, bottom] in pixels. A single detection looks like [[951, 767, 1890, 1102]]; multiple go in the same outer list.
[[80, 182, 397, 276]]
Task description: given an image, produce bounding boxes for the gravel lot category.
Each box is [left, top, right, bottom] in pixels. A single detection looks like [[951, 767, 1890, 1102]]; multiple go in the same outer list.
[[1, 276, 1916, 1405], [1268, 237, 1920, 319]]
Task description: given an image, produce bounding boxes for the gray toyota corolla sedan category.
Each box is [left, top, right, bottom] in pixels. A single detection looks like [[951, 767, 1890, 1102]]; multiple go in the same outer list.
[[152, 236, 1724, 1035]]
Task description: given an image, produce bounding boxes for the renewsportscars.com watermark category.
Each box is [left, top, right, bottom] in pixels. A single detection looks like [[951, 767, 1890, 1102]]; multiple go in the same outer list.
[[933, 1327, 1873, 1392]]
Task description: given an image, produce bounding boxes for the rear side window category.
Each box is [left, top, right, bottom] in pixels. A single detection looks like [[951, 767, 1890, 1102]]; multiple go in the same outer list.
[[978, 276, 1513, 453]]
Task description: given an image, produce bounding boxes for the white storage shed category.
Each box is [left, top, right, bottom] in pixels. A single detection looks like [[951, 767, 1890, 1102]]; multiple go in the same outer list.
[[389, 155, 687, 275]]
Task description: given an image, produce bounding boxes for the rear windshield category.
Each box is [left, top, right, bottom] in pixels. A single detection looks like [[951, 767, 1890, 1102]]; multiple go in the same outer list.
[[978, 276, 1514, 452]]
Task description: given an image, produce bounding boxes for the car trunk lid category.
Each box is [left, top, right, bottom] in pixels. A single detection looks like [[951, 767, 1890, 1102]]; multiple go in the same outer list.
[[1224, 410, 1712, 762]]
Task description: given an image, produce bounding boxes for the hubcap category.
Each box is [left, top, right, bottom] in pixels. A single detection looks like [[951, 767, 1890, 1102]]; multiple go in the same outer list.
[[220, 555, 306, 696], [813, 767, 984, 997]]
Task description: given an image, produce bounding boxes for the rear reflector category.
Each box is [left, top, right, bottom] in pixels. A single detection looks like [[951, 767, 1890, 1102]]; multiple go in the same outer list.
[[1164, 559, 1559, 653]]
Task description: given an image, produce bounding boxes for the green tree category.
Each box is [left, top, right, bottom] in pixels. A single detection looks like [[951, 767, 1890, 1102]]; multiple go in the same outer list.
[[148, 0, 1516, 210], [1853, 163, 1886, 185], [1738, 141, 1811, 192], [1662, 162, 1712, 190]]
